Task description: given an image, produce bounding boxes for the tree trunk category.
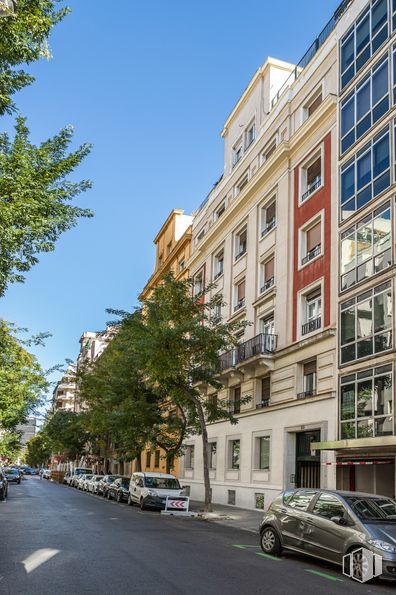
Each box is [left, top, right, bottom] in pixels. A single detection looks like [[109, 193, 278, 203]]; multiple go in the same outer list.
[[134, 451, 142, 472], [191, 394, 212, 512]]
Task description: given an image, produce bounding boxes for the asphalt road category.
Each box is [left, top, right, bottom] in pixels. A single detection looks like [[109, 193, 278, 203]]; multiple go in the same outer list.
[[0, 478, 395, 595]]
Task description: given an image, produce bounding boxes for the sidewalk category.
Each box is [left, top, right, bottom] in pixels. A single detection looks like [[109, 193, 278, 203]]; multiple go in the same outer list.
[[190, 500, 263, 533]]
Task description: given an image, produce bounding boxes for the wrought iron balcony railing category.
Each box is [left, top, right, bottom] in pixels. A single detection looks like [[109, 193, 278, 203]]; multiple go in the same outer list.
[[301, 244, 321, 266], [234, 298, 246, 312], [260, 277, 274, 294], [256, 399, 270, 409], [301, 177, 322, 202], [261, 218, 276, 238], [297, 390, 317, 400], [219, 333, 277, 371], [301, 317, 321, 336]]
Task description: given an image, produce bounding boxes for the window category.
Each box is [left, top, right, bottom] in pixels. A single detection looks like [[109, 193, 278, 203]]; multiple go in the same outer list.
[[232, 140, 243, 168], [230, 439, 240, 469], [212, 303, 222, 323], [260, 315, 275, 336], [260, 199, 276, 237], [340, 281, 392, 364], [196, 228, 205, 244], [231, 386, 241, 414], [304, 88, 323, 119], [179, 259, 185, 273], [193, 270, 204, 297], [255, 493, 265, 510], [154, 450, 160, 468], [260, 257, 275, 294], [288, 490, 317, 511], [302, 287, 322, 336], [340, 0, 389, 91], [302, 360, 317, 396], [340, 364, 393, 439], [145, 452, 151, 468], [234, 280, 245, 312], [216, 202, 225, 220], [235, 172, 249, 196], [301, 219, 322, 266], [245, 121, 255, 149], [313, 493, 346, 520], [213, 249, 224, 280], [340, 202, 391, 291], [167, 241, 172, 256], [209, 442, 217, 469], [158, 253, 164, 267], [185, 445, 195, 469], [208, 393, 218, 409], [235, 227, 247, 260], [341, 53, 389, 154], [394, 0, 396, 30], [228, 489, 236, 505], [258, 436, 270, 470], [341, 127, 390, 220], [257, 376, 271, 408], [261, 140, 276, 163], [301, 152, 322, 202]]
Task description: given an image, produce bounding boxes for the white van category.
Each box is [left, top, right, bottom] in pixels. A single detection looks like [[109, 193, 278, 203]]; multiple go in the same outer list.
[[128, 472, 184, 510]]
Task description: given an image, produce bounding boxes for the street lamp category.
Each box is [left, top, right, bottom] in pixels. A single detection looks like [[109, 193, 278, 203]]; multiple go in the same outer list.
[[0, 0, 17, 17]]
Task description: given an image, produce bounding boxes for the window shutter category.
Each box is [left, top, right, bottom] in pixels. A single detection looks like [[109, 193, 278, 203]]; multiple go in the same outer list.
[[307, 222, 321, 251], [264, 258, 274, 281], [304, 360, 317, 376], [237, 281, 245, 301], [306, 287, 321, 302], [266, 202, 276, 222]]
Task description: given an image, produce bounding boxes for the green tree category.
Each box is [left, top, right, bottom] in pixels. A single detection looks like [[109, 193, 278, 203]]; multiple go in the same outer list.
[[0, 428, 22, 461], [0, 117, 93, 296], [25, 431, 51, 467], [0, 0, 68, 115], [43, 410, 90, 461], [132, 274, 248, 511], [0, 319, 47, 429]]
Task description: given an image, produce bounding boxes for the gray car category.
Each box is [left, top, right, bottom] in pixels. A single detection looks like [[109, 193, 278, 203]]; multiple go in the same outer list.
[[260, 488, 396, 580]]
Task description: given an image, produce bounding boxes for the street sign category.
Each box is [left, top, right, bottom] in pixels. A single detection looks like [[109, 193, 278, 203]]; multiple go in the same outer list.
[[161, 495, 197, 517]]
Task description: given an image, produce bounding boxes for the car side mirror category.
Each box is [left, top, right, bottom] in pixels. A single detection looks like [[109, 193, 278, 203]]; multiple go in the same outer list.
[[331, 515, 349, 526]]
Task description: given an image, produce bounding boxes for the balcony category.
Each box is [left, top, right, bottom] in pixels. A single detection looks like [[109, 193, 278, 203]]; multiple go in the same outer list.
[[297, 390, 317, 400], [301, 176, 322, 202], [261, 218, 276, 238], [214, 270, 223, 280], [219, 333, 277, 372], [234, 298, 246, 313], [235, 248, 246, 262], [302, 317, 321, 336], [260, 277, 274, 294], [256, 399, 270, 409], [301, 244, 321, 266]]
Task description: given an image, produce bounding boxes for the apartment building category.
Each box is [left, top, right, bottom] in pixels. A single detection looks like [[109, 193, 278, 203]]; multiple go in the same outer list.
[[313, 0, 396, 499], [179, 9, 346, 510], [52, 364, 77, 412], [139, 209, 193, 477]]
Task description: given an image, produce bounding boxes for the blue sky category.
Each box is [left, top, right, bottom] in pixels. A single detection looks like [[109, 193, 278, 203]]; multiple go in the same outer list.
[[0, 0, 340, 403]]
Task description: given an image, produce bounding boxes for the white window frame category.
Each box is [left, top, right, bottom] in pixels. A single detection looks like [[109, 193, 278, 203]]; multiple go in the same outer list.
[[193, 270, 204, 297], [232, 138, 243, 168], [302, 83, 324, 122], [215, 202, 226, 220], [184, 444, 195, 470], [234, 278, 246, 312], [259, 255, 275, 295], [227, 436, 241, 470], [244, 119, 256, 150], [234, 171, 249, 197], [297, 279, 324, 340], [260, 196, 277, 238], [234, 225, 248, 261], [261, 138, 277, 165], [213, 247, 224, 280], [298, 211, 324, 271], [299, 145, 324, 204]]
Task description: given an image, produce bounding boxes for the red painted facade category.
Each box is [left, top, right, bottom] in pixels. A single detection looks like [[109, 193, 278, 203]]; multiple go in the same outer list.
[[292, 133, 332, 343]]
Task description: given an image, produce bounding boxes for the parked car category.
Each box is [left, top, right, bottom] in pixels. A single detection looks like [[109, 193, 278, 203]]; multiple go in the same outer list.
[[63, 472, 71, 485], [78, 474, 93, 491], [97, 474, 121, 497], [69, 468, 92, 488], [0, 469, 8, 500], [107, 477, 130, 502], [87, 475, 103, 493], [259, 488, 396, 580], [42, 469, 51, 480], [128, 472, 184, 510], [5, 468, 21, 484]]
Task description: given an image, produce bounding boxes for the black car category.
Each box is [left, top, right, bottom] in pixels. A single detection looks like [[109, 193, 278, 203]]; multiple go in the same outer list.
[[107, 477, 130, 503], [5, 468, 21, 484], [0, 469, 8, 500], [97, 474, 121, 497]]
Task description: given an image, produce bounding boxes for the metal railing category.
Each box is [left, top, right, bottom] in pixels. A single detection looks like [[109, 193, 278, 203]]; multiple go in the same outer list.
[[301, 244, 321, 266], [235, 248, 247, 262], [271, 0, 353, 109], [256, 399, 270, 409], [297, 390, 317, 400], [219, 333, 277, 371], [302, 317, 321, 336], [301, 177, 322, 202], [261, 218, 276, 238], [261, 277, 275, 294], [214, 270, 223, 280], [234, 298, 246, 312]]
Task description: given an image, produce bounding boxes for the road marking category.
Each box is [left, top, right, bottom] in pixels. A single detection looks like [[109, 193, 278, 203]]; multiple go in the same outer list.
[[232, 545, 260, 550], [256, 552, 282, 562], [305, 569, 343, 582]]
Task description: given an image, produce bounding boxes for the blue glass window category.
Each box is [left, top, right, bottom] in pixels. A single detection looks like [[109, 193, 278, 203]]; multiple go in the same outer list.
[[340, 128, 390, 221], [341, 54, 389, 155], [341, 0, 389, 91]]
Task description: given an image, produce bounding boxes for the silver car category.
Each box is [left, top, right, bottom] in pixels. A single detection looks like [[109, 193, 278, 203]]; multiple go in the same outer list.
[[260, 488, 396, 580]]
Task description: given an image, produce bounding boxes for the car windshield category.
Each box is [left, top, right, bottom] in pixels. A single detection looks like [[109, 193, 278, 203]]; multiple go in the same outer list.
[[107, 476, 119, 483], [95, 477, 102, 482], [85, 475, 93, 480], [144, 477, 180, 489], [5, 469, 18, 475], [344, 496, 396, 521], [121, 478, 130, 488]]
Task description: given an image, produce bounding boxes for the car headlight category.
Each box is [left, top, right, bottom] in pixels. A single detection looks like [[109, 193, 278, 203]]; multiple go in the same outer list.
[[147, 489, 158, 496], [368, 539, 396, 553]]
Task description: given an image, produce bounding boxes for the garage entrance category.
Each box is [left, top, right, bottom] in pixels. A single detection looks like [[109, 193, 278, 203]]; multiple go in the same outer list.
[[296, 430, 321, 489], [336, 458, 395, 498]]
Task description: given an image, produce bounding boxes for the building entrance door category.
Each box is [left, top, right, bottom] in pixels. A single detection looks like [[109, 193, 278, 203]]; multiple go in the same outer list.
[[296, 430, 321, 489]]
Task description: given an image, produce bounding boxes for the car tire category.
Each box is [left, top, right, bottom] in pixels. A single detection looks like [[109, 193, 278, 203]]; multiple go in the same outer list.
[[348, 547, 372, 583], [117, 493, 122, 503], [0, 488, 5, 501], [140, 498, 147, 511], [127, 495, 133, 506], [107, 491, 111, 500], [260, 526, 282, 556]]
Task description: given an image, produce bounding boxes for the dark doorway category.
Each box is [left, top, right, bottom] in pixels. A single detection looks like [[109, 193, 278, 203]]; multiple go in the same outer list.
[[296, 430, 321, 489]]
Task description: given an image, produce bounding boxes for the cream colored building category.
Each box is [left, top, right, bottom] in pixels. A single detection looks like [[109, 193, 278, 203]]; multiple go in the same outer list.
[[179, 11, 344, 510], [52, 364, 77, 413]]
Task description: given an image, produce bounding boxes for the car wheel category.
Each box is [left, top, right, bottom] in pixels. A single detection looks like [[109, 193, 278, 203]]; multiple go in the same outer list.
[[117, 493, 122, 503], [140, 498, 147, 511], [260, 527, 282, 556], [127, 495, 133, 506], [349, 547, 371, 583], [0, 488, 5, 501], [107, 491, 111, 500]]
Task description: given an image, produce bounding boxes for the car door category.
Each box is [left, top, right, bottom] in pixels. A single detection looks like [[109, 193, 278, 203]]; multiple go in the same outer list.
[[303, 493, 352, 563], [130, 475, 139, 502], [280, 490, 318, 550]]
